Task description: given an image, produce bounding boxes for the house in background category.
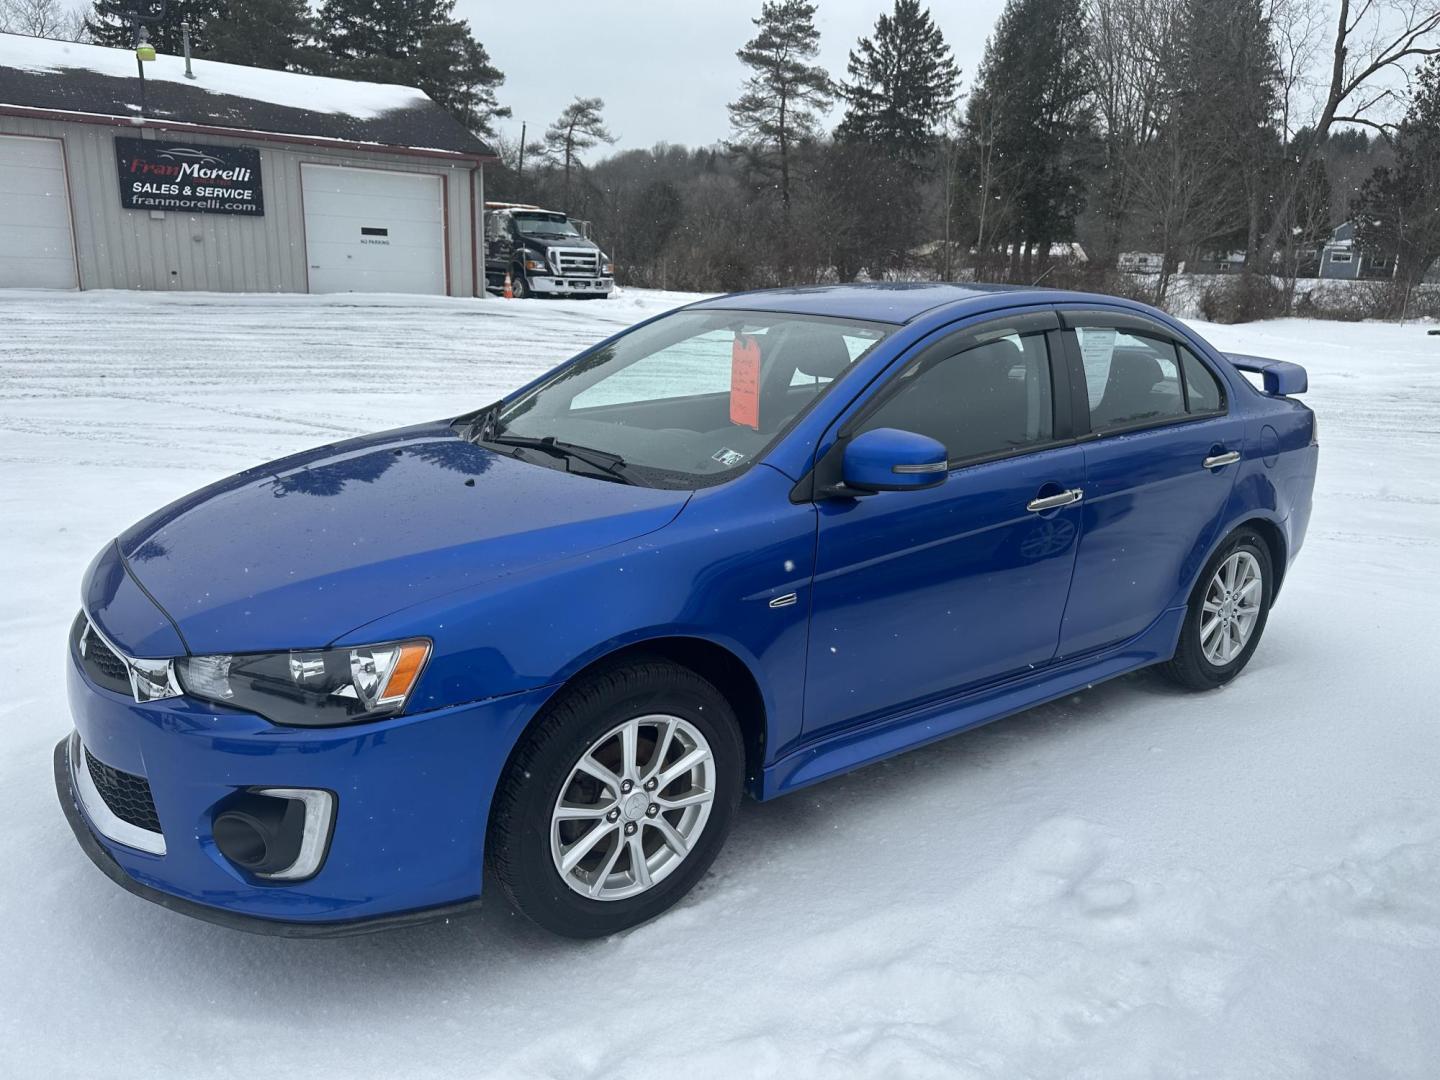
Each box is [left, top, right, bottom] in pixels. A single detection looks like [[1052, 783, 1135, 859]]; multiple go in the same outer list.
[[1117, 251, 1163, 274], [1319, 220, 1397, 281]]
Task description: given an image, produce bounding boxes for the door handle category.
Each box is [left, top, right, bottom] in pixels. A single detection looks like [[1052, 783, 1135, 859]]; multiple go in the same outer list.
[[1203, 451, 1241, 469], [1027, 488, 1084, 513]]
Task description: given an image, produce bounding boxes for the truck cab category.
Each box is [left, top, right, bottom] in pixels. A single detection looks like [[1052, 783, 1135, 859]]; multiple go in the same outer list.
[[483, 203, 614, 299]]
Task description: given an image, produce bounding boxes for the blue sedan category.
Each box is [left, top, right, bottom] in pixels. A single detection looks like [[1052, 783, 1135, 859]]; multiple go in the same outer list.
[[56, 284, 1317, 937]]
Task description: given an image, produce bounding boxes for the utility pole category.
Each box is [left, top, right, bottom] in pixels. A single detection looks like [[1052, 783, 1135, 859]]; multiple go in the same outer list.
[[517, 121, 527, 193]]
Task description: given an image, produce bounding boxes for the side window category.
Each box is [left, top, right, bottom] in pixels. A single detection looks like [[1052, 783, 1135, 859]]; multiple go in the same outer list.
[[1074, 326, 1183, 432], [857, 328, 1054, 463], [1179, 346, 1224, 414]]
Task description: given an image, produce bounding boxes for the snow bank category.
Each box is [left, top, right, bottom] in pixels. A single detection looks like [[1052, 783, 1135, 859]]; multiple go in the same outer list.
[[0, 32, 430, 118], [1, 290, 1436, 1078]]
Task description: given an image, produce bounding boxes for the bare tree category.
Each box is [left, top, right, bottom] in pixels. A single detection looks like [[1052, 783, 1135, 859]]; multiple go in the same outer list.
[[1087, 0, 1178, 266], [1256, 0, 1440, 267], [1131, 115, 1240, 302], [0, 0, 87, 39]]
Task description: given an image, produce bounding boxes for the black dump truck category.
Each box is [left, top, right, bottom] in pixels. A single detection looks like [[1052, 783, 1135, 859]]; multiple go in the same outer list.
[[483, 203, 614, 299]]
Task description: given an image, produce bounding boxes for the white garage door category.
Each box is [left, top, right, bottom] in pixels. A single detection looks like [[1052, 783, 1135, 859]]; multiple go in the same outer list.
[[301, 164, 446, 295], [0, 135, 78, 290]]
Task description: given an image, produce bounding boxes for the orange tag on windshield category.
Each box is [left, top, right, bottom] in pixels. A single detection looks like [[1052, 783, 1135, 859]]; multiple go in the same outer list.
[[730, 334, 760, 430]]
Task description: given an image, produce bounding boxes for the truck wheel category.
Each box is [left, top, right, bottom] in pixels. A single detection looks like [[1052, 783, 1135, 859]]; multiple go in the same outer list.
[[510, 272, 529, 299], [488, 658, 743, 938]]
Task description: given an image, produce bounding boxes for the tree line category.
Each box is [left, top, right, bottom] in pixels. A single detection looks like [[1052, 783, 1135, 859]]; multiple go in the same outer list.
[[4, 0, 1436, 318], [495, 0, 1438, 319]]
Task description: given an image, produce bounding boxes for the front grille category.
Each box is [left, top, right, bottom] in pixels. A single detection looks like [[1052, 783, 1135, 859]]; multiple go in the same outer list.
[[72, 611, 131, 696], [553, 248, 600, 275], [84, 746, 161, 834]]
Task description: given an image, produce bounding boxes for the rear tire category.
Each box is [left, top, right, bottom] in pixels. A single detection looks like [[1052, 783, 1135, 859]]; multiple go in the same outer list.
[[1160, 526, 1273, 691], [488, 658, 743, 938]]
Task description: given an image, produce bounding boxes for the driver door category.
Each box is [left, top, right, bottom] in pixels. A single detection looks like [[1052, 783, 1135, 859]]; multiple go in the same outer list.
[[802, 311, 1086, 738]]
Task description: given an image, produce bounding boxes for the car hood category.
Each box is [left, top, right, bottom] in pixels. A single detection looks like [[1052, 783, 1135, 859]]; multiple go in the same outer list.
[[112, 421, 690, 656]]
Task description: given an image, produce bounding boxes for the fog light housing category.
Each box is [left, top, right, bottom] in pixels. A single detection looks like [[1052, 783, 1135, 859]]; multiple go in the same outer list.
[[213, 788, 334, 882]]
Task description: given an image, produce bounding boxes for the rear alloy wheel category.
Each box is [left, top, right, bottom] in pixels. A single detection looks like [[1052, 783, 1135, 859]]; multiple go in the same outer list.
[[489, 658, 742, 937], [1199, 550, 1263, 667], [1160, 527, 1273, 691]]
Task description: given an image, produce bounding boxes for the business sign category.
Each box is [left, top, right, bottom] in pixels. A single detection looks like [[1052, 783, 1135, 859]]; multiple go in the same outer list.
[[114, 137, 265, 216]]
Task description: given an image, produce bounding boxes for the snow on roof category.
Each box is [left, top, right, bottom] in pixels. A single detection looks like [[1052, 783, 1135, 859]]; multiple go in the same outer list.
[[0, 32, 493, 157], [0, 33, 427, 119]]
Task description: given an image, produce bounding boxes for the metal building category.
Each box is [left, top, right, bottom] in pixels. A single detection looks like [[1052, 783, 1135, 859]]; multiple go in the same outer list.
[[0, 32, 494, 296]]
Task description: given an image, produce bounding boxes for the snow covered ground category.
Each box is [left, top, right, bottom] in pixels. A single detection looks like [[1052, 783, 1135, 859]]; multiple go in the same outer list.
[[1, 288, 1437, 1079]]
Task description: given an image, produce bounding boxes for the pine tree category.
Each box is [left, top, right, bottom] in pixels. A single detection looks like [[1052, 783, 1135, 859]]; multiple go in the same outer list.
[[199, 0, 316, 72], [544, 97, 615, 206], [412, 22, 510, 139], [727, 0, 832, 212], [1355, 56, 1440, 312], [86, 0, 224, 52], [837, 0, 959, 166], [1167, 0, 1280, 262], [316, 0, 508, 135], [965, 0, 1092, 280]]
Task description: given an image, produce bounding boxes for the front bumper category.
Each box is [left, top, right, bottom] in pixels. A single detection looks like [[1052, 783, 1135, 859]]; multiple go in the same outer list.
[[55, 735, 483, 937], [59, 646, 554, 934], [526, 274, 613, 295]]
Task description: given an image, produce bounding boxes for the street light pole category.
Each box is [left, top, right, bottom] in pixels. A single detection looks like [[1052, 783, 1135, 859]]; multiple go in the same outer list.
[[132, 20, 148, 118]]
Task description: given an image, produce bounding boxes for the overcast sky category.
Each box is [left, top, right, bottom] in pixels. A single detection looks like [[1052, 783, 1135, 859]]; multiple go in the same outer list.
[[454, 0, 1009, 154]]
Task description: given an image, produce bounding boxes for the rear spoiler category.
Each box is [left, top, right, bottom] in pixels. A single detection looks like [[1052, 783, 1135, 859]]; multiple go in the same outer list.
[[1224, 353, 1307, 396]]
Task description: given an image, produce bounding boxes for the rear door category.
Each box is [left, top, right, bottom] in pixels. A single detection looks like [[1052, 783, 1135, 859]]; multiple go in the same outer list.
[[1056, 308, 1244, 658], [803, 311, 1086, 738]]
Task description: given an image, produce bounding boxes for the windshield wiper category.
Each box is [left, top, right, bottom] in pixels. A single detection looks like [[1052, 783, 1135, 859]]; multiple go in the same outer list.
[[454, 398, 505, 443], [484, 434, 639, 485]]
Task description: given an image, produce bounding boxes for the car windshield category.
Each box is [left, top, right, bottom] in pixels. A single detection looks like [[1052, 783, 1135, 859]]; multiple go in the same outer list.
[[493, 309, 891, 486], [514, 213, 581, 237]]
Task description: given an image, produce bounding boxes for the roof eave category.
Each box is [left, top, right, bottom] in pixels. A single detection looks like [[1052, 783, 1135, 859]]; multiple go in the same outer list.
[[0, 102, 497, 164]]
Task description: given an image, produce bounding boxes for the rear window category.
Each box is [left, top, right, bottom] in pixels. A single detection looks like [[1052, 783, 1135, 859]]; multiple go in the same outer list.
[[1180, 346, 1225, 413]]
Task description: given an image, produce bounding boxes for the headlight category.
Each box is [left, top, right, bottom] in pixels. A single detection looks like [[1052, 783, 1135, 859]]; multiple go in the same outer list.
[[601, 259, 613, 275], [524, 258, 547, 272], [176, 639, 431, 727]]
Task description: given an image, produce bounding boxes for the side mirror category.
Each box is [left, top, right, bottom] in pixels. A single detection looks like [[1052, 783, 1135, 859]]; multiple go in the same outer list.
[[841, 428, 948, 493]]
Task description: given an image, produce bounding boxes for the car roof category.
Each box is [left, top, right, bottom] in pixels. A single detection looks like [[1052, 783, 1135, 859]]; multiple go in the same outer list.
[[689, 282, 1154, 325]]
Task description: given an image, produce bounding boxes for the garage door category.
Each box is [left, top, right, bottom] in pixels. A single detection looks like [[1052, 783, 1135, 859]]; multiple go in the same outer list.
[[301, 164, 446, 295], [0, 135, 78, 289]]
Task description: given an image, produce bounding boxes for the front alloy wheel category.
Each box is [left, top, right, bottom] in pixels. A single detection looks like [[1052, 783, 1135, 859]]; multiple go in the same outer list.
[[550, 715, 716, 901], [489, 658, 742, 937]]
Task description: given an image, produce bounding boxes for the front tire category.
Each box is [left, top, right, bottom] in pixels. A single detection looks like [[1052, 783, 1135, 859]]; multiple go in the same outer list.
[[488, 658, 743, 938], [510, 270, 529, 299], [1160, 527, 1273, 691]]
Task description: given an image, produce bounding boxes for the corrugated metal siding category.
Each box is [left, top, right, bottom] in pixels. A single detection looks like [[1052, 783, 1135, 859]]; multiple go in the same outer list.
[[0, 114, 484, 296]]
